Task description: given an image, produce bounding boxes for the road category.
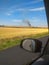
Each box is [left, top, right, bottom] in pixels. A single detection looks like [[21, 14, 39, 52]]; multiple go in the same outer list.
[[0, 36, 49, 65]]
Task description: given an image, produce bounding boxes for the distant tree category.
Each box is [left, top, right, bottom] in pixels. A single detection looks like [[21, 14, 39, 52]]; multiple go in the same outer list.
[[0, 25, 5, 27]]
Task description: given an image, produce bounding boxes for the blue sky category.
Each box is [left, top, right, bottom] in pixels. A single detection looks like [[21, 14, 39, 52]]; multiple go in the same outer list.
[[0, 0, 48, 27]]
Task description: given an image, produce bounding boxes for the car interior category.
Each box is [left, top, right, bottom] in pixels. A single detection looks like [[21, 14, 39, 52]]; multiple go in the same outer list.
[[0, 0, 49, 65], [29, 0, 49, 64], [20, 0, 49, 65]]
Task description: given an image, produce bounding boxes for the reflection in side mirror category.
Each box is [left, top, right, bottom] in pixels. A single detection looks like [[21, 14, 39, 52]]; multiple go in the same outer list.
[[20, 38, 42, 53]]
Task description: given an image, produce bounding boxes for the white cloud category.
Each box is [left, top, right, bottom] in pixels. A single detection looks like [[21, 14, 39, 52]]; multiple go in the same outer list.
[[15, 7, 45, 12], [10, 0, 43, 9], [23, 0, 43, 5], [5, 0, 43, 15], [12, 19, 22, 22], [7, 0, 43, 13], [5, 12, 12, 16], [16, 8, 25, 11], [5, 6, 45, 16], [5, 10, 14, 16], [29, 7, 45, 11]]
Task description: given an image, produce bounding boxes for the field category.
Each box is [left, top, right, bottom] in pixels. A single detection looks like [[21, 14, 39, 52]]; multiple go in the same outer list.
[[0, 27, 48, 39], [0, 27, 49, 50]]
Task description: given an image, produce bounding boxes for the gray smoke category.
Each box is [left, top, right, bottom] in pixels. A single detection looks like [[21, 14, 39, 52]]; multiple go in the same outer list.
[[23, 20, 31, 27]]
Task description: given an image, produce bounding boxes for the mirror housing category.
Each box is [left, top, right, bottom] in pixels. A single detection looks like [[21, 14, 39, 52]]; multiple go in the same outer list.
[[20, 38, 42, 53]]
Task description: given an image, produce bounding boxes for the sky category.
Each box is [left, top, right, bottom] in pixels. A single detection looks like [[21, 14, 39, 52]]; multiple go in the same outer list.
[[0, 0, 48, 27]]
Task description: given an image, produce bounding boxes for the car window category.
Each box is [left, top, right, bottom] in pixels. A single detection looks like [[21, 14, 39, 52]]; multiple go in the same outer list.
[[0, 0, 48, 50]]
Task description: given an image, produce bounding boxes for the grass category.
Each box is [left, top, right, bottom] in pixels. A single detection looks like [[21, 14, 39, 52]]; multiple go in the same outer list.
[[0, 27, 48, 39], [0, 32, 49, 51], [0, 27, 48, 50], [0, 38, 21, 50]]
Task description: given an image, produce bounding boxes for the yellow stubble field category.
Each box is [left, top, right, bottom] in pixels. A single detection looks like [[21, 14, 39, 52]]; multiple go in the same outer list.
[[0, 27, 48, 39]]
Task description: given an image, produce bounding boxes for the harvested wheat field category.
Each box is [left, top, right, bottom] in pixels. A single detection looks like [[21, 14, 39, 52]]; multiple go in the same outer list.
[[0, 27, 48, 39]]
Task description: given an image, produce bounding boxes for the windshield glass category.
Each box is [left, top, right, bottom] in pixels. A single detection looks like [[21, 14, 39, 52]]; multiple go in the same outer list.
[[0, 0, 48, 50]]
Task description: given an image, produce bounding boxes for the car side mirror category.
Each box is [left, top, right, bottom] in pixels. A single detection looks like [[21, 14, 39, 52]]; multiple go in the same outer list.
[[20, 38, 42, 53]]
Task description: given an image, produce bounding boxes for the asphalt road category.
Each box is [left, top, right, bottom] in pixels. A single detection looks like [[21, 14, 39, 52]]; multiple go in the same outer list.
[[0, 36, 49, 65]]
